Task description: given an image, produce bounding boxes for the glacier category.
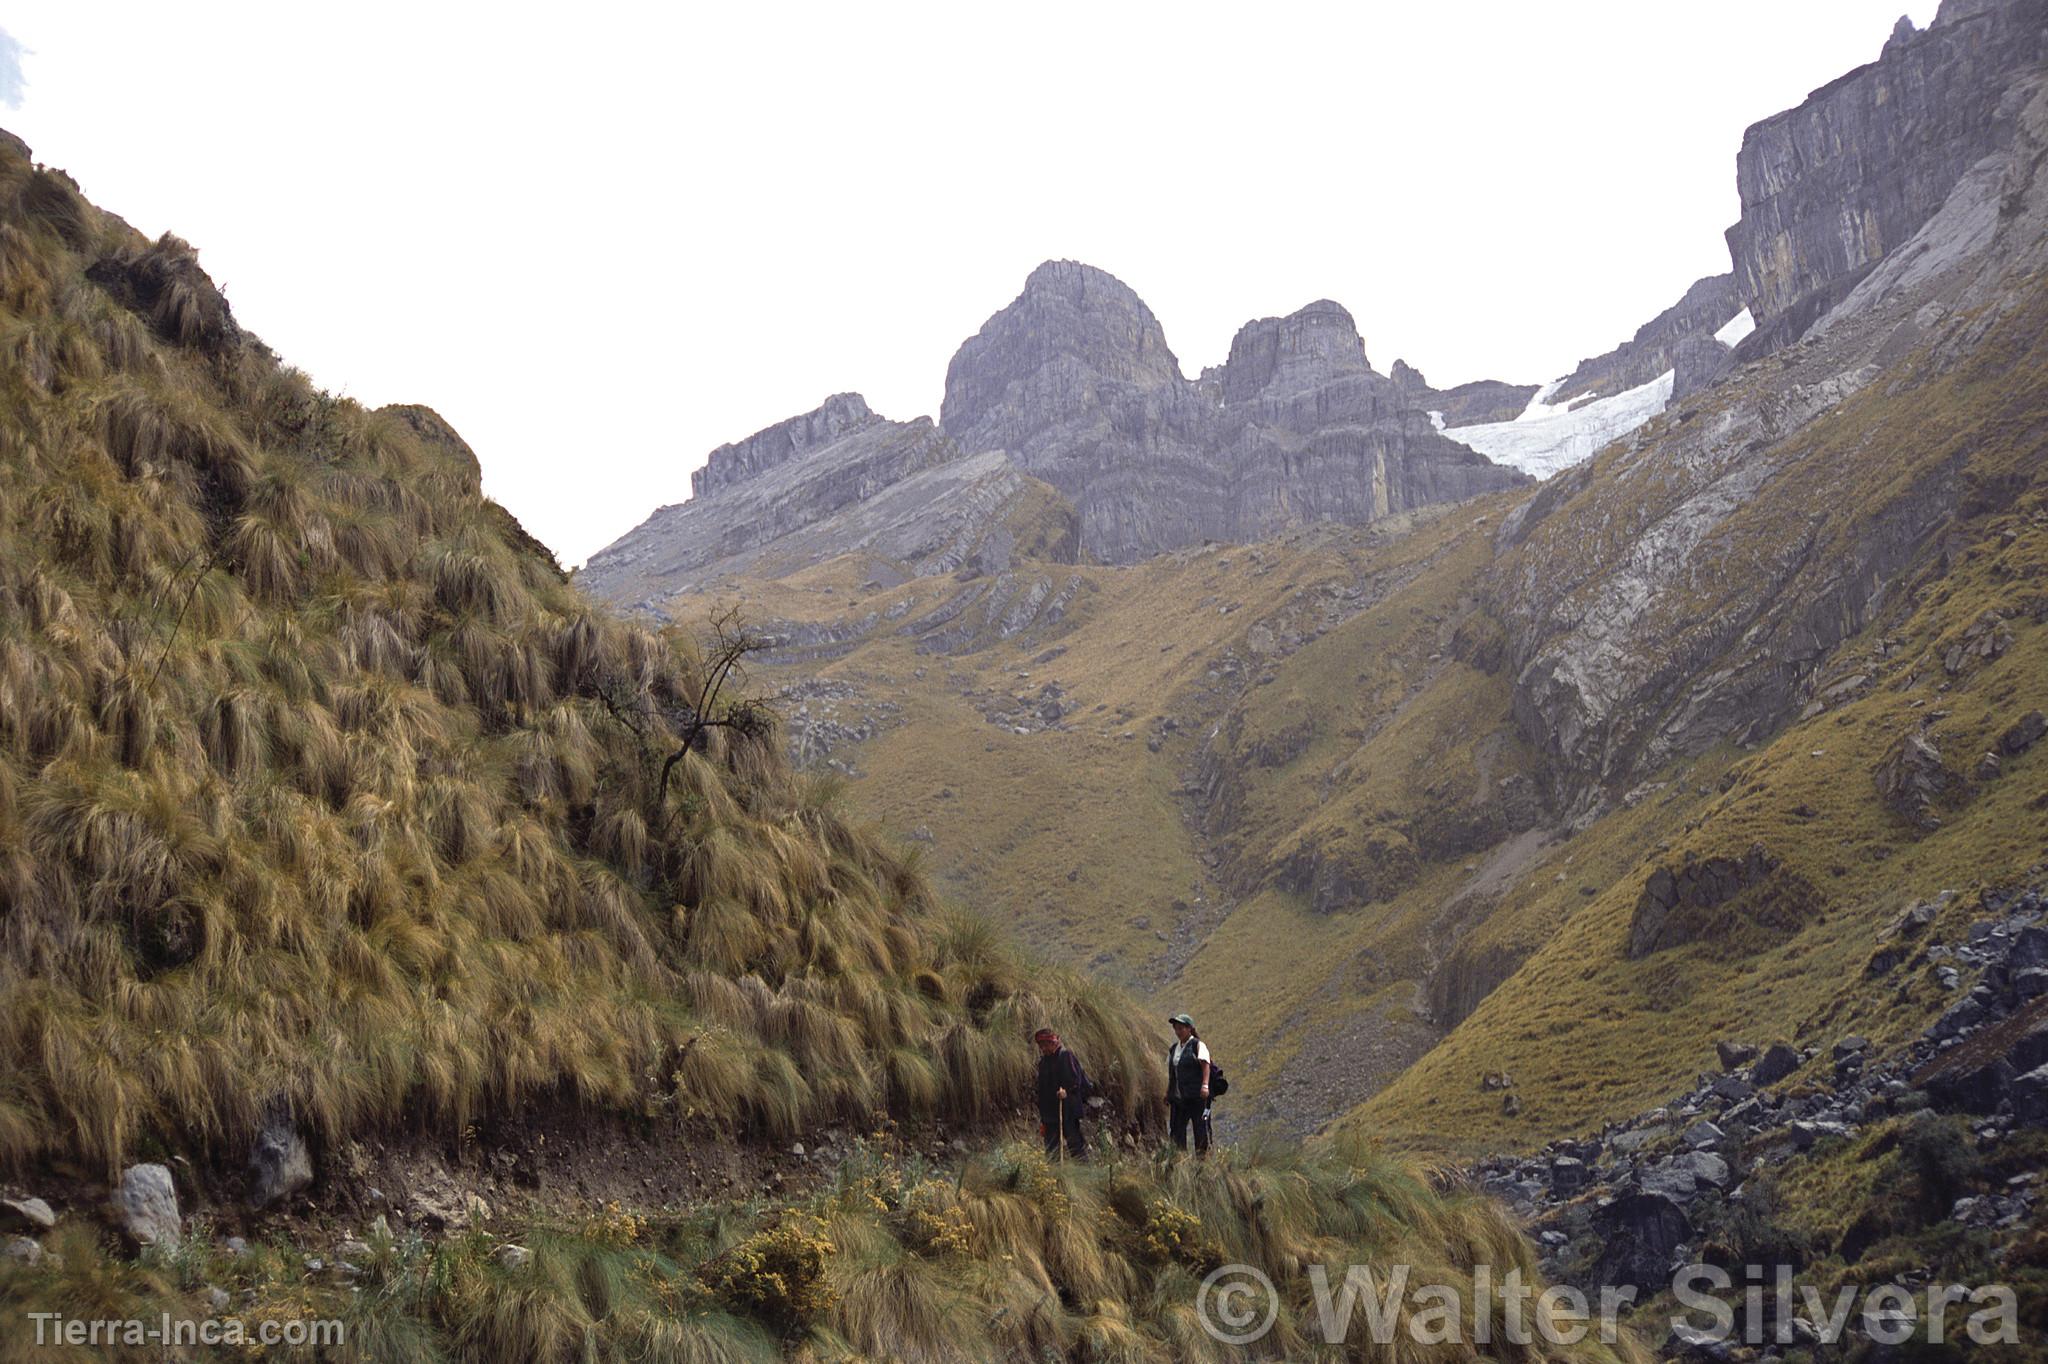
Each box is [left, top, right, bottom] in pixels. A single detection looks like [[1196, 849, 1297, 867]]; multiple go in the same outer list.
[[1433, 309, 1751, 478]]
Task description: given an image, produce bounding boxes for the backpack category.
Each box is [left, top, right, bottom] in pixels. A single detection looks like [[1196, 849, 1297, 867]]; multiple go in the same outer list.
[[1064, 1049, 1093, 1104]]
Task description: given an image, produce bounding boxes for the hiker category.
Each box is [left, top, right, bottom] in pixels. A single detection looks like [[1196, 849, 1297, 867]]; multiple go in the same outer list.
[[1034, 1027, 1088, 1159], [1166, 1012, 1212, 1156]]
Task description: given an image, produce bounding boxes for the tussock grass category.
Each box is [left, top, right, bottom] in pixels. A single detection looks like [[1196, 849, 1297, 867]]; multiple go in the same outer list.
[[0, 133, 1166, 1179], [0, 1134, 1645, 1362], [0, 134, 1622, 1362]]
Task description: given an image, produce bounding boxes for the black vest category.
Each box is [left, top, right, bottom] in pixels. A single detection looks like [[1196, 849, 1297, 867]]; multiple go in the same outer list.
[[1169, 1039, 1207, 1100]]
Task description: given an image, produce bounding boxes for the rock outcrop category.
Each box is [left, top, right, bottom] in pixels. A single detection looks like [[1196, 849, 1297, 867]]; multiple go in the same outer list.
[[938, 269, 1528, 563], [247, 1116, 313, 1209], [1490, 3, 2048, 802], [579, 395, 1050, 604], [1553, 273, 1743, 403], [1392, 366, 1538, 426], [1725, 0, 2048, 344], [589, 265, 1530, 596]]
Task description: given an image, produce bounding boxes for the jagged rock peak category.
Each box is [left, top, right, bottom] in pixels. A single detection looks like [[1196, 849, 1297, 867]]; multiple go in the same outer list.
[[1390, 359, 1429, 390], [691, 392, 881, 500], [1219, 298, 1372, 403], [1726, 0, 2047, 334], [939, 260, 1181, 451]]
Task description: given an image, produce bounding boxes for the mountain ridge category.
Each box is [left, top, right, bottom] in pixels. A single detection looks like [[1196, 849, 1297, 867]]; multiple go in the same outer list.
[[585, 0, 2048, 1160]]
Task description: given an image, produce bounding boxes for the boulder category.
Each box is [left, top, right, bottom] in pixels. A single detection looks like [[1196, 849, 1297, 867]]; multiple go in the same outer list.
[[1666, 1322, 1736, 1361], [1685, 1120, 1726, 1149], [110, 1163, 181, 1248], [2001, 709, 2047, 757], [1715, 1041, 1759, 1070], [2012, 1064, 2048, 1127], [1639, 1161, 1701, 1202], [247, 1117, 313, 1209], [1628, 844, 1784, 957], [1592, 1192, 1693, 1291], [1784, 1120, 1852, 1151], [1682, 1150, 1733, 1189], [1887, 901, 1939, 938], [1751, 1044, 1802, 1086], [2011, 925, 2048, 973], [1710, 1074, 1755, 1104], [0, 1196, 55, 1232], [1876, 733, 1959, 831], [1922, 1055, 2014, 1114]]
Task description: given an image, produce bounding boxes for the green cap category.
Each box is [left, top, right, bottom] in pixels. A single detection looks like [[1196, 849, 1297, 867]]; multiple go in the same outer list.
[[1168, 1013, 1195, 1027]]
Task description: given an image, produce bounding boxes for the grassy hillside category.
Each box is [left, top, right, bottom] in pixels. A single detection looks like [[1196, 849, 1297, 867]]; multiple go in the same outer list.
[[0, 133, 1649, 1361], [637, 267, 2048, 1157], [652, 500, 1563, 1130], [3, 1134, 1652, 1364], [0, 137, 1171, 1169], [1353, 283, 2048, 1148]]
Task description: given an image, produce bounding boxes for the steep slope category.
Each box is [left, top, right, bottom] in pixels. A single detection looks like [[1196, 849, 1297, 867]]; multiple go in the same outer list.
[[0, 143, 1167, 1180], [595, 0, 2048, 1160], [1726, 0, 2048, 349], [0, 131, 1654, 1364], [1349, 50, 2048, 1146]]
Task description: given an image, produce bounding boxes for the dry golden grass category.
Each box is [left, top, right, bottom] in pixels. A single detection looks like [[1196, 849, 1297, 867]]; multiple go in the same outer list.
[[0, 135, 1168, 1180], [1355, 281, 2048, 1152], [0, 1133, 1652, 1363]]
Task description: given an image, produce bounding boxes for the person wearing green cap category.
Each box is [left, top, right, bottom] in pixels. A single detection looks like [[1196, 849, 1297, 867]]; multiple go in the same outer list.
[[1166, 1013, 1211, 1156]]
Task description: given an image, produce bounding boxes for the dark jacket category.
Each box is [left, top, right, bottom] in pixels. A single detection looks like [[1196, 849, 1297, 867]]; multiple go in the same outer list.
[[1036, 1047, 1084, 1119]]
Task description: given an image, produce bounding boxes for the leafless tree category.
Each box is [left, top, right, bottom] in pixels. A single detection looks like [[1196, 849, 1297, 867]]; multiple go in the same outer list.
[[584, 605, 774, 819], [654, 605, 772, 810]]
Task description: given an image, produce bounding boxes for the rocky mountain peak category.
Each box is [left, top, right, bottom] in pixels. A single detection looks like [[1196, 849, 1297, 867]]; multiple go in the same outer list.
[[690, 391, 880, 499], [1725, 0, 2046, 340], [938, 260, 1182, 459], [1389, 359, 1430, 391], [1218, 299, 1373, 403]]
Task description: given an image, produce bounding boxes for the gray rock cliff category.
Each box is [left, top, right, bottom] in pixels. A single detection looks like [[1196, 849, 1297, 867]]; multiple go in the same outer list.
[[938, 268, 1527, 562], [1725, 0, 2047, 342]]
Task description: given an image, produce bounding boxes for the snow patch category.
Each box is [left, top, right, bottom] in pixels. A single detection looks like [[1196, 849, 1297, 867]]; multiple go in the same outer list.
[[1440, 369, 1674, 479], [1713, 308, 1756, 348]]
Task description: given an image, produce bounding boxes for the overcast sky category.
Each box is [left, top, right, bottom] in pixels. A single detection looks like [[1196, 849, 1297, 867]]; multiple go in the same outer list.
[[1, 2, 1938, 566]]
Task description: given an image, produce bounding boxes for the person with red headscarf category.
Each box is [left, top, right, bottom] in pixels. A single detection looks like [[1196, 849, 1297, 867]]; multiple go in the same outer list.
[[1033, 1027, 1088, 1158]]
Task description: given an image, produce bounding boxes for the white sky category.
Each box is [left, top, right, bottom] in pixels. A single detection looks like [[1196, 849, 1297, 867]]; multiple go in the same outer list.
[[1, 1, 1939, 566]]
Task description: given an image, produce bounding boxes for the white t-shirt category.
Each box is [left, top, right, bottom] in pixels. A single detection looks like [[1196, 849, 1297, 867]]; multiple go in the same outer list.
[[1170, 1038, 1210, 1069]]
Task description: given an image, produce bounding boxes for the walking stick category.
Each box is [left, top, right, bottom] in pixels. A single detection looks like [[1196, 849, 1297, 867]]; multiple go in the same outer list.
[[1057, 1095, 1065, 1164]]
